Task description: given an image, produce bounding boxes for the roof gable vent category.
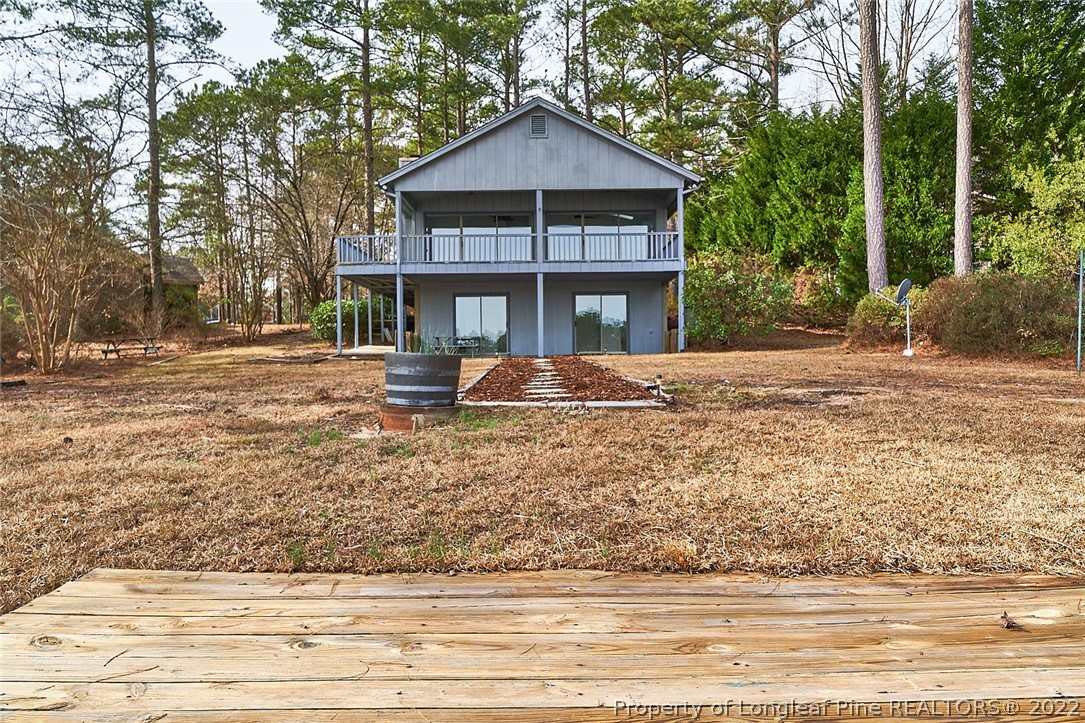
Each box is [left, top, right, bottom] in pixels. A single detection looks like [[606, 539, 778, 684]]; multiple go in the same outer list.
[[529, 113, 547, 138]]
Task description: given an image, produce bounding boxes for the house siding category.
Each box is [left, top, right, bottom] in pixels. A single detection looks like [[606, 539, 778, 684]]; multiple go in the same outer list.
[[414, 276, 668, 357], [335, 99, 698, 356]]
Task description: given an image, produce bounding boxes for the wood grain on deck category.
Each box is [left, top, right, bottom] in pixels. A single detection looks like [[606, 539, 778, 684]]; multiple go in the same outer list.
[[1, 569, 1083, 721]]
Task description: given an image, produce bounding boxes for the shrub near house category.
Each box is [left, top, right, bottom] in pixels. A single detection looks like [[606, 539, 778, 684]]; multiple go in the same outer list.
[[310, 299, 366, 343], [684, 252, 793, 344], [920, 273, 1078, 357], [846, 272, 1078, 357], [846, 286, 928, 348]]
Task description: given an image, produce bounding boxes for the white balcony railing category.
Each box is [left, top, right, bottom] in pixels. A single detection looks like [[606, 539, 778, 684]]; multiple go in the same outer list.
[[337, 231, 680, 265], [545, 232, 678, 261], [405, 234, 535, 262], [338, 234, 397, 264]]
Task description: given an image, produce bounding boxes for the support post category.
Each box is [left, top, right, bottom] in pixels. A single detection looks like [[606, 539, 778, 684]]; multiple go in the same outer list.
[[536, 273, 544, 357], [536, 189, 545, 357], [676, 186, 686, 352], [677, 271, 685, 353], [352, 283, 359, 350], [367, 288, 373, 346], [335, 275, 343, 355], [904, 299, 913, 356], [395, 190, 405, 352]]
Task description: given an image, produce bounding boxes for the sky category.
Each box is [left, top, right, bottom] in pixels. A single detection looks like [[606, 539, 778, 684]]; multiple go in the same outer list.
[[207, 0, 286, 73]]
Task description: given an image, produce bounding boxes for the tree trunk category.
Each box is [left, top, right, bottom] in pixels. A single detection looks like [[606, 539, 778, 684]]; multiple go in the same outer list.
[[217, 261, 226, 324], [954, 0, 973, 275], [580, 0, 592, 121], [562, 0, 572, 108], [144, 0, 164, 335], [768, 22, 781, 112], [512, 31, 521, 107], [860, 0, 888, 292], [275, 273, 283, 325], [363, 0, 375, 236]]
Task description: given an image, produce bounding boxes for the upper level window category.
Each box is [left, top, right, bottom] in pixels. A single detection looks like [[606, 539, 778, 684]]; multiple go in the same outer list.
[[425, 214, 531, 236], [545, 213, 658, 261], [545, 213, 654, 235], [529, 113, 547, 138], [424, 214, 533, 262]]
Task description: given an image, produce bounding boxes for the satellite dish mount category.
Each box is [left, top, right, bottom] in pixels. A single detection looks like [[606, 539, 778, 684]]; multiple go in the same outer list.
[[876, 279, 914, 357]]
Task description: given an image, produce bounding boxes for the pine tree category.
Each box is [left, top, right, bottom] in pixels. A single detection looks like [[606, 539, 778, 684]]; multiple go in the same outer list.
[[859, 0, 888, 292], [58, 0, 223, 335], [954, 0, 973, 275]]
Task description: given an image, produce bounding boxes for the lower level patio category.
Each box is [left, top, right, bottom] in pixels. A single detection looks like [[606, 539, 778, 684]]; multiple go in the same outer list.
[[2, 569, 1083, 720]]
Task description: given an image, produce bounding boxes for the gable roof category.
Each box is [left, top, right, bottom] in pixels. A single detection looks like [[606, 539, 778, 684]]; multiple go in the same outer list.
[[163, 255, 204, 286], [378, 97, 702, 191]]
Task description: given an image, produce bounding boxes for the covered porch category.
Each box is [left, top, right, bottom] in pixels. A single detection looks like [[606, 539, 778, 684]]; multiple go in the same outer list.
[[332, 274, 411, 355], [335, 271, 677, 358]]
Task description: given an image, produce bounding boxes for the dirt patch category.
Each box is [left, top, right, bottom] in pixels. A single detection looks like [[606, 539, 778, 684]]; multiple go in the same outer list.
[[745, 386, 869, 408], [462, 356, 657, 403]]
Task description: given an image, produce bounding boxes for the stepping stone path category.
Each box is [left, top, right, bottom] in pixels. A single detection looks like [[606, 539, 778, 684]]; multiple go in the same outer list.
[[522, 358, 572, 400], [461, 356, 660, 404]]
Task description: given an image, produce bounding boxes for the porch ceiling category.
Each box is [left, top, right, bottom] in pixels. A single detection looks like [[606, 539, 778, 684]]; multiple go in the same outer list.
[[339, 275, 414, 304], [544, 270, 677, 283]]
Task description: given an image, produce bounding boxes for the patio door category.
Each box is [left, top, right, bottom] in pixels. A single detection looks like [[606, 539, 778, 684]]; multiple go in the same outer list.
[[574, 294, 628, 353]]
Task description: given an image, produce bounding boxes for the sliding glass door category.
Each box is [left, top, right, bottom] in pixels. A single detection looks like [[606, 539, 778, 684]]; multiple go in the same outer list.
[[454, 295, 509, 354], [574, 294, 628, 353]]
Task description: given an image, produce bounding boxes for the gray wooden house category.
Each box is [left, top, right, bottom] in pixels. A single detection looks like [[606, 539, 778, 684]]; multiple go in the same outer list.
[[334, 97, 701, 356]]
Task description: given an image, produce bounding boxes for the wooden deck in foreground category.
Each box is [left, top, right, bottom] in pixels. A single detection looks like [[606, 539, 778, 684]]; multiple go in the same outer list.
[[2, 569, 1084, 721]]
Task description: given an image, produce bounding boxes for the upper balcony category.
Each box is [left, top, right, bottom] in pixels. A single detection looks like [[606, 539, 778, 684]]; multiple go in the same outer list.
[[336, 231, 681, 276]]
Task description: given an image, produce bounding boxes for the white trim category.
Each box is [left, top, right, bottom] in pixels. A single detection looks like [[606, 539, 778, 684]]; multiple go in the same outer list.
[[395, 190, 405, 352], [677, 185, 686, 352]]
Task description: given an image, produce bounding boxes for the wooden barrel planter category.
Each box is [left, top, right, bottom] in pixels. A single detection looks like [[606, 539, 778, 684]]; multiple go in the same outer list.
[[384, 352, 462, 407]]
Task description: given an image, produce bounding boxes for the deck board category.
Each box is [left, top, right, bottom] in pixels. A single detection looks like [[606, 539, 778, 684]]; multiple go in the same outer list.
[[1, 569, 1083, 720]]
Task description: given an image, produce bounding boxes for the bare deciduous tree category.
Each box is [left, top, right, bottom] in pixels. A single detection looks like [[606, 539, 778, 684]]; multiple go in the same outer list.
[[0, 88, 130, 372], [802, 0, 952, 107]]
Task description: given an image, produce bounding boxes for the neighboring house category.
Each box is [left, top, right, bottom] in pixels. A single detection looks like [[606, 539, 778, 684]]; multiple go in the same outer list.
[[163, 255, 204, 292], [334, 97, 701, 356], [161, 255, 205, 324]]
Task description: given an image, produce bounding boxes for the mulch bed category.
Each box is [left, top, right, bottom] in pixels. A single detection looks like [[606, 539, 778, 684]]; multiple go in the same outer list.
[[462, 355, 657, 403]]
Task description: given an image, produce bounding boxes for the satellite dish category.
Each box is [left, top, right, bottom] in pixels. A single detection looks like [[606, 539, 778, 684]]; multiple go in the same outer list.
[[896, 278, 913, 305]]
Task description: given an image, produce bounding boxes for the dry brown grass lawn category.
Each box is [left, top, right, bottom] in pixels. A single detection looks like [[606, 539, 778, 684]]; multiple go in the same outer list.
[[2, 329, 1084, 612]]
